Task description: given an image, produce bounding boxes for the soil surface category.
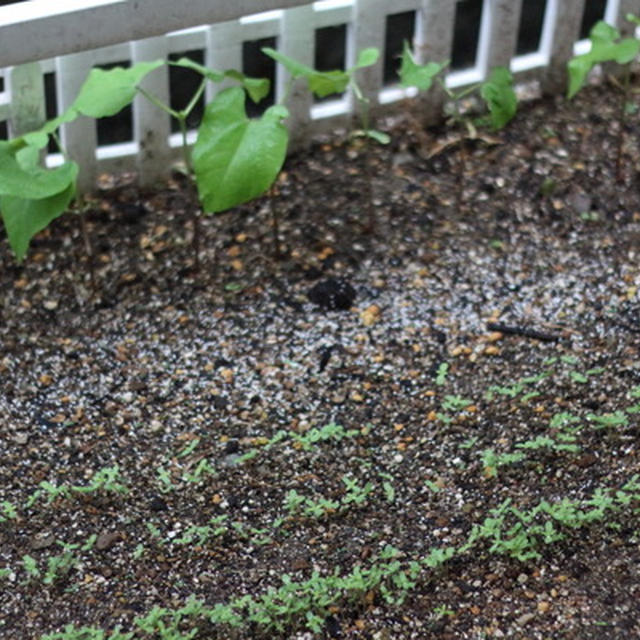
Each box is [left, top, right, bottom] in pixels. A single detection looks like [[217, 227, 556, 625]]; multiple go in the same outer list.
[[2, 81, 640, 640]]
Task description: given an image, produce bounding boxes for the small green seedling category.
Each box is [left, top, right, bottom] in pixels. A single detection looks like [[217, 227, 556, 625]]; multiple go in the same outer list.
[[0, 500, 17, 522], [432, 604, 455, 619], [434, 362, 449, 386], [480, 448, 525, 478], [399, 41, 448, 95], [587, 411, 628, 430], [567, 17, 640, 181], [71, 465, 128, 496]]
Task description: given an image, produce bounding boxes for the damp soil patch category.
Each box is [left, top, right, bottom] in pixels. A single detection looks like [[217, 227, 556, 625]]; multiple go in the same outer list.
[[1, 82, 640, 639]]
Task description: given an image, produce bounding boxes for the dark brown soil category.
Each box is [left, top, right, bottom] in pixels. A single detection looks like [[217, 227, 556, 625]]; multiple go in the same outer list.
[[2, 80, 640, 640]]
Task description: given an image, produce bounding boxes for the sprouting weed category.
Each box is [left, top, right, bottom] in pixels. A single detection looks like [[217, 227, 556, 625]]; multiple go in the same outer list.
[[480, 449, 525, 478], [441, 395, 474, 412], [433, 604, 455, 618], [176, 438, 200, 458], [0, 500, 18, 522], [459, 436, 478, 450], [587, 411, 628, 430], [435, 362, 449, 386], [72, 465, 128, 495]]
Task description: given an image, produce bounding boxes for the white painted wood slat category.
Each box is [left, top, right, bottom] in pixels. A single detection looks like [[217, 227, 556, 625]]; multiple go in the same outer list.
[[132, 37, 171, 186], [479, 0, 524, 74], [55, 52, 98, 192], [351, 0, 386, 111], [0, 0, 312, 68], [8, 62, 45, 137], [278, 5, 315, 147], [414, 0, 456, 124], [207, 19, 244, 102]]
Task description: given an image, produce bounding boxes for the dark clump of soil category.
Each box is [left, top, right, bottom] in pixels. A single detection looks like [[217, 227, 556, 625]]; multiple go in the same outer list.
[[1, 81, 640, 639]]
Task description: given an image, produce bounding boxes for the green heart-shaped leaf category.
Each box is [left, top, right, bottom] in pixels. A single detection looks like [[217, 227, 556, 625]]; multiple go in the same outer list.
[[1, 162, 78, 261], [307, 70, 350, 97], [73, 60, 164, 117], [192, 87, 289, 213], [0, 142, 77, 199]]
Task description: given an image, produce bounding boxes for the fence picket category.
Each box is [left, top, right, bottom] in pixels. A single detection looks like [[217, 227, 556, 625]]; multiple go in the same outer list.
[[0, 0, 628, 191], [55, 52, 98, 192], [132, 37, 171, 186], [352, 0, 386, 110], [8, 62, 45, 137], [278, 4, 315, 148], [480, 0, 524, 73], [543, 0, 586, 95], [415, 0, 457, 124], [206, 20, 243, 100]]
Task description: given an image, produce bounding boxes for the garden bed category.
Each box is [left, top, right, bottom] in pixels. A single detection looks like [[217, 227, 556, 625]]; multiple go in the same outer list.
[[1, 80, 640, 639]]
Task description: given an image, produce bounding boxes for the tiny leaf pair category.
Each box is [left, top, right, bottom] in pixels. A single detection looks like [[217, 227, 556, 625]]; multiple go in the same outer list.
[[399, 41, 447, 92]]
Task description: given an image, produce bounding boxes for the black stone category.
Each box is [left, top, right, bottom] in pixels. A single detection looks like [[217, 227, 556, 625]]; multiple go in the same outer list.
[[213, 396, 229, 410], [307, 278, 356, 311], [149, 496, 168, 512], [325, 614, 341, 638], [225, 439, 239, 454]]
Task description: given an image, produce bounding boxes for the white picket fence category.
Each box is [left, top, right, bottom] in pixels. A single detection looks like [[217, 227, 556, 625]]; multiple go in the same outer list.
[[0, 0, 638, 191]]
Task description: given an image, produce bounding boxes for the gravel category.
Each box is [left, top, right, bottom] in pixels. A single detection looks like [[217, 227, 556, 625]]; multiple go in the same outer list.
[[1, 80, 640, 639]]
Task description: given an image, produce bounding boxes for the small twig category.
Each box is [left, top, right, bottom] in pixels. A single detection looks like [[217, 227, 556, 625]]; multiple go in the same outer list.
[[486, 322, 563, 342]]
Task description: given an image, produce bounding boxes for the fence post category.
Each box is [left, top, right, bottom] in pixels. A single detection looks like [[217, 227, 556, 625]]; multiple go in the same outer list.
[[8, 62, 45, 137], [479, 0, 524, 74], [351, 0, 386, 116], [56, 52, 97, 193], [542, 0, 586, 95], [278, 4, 315, 150], [415, 0, 456, 125], [132, 37, 171, 187]]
